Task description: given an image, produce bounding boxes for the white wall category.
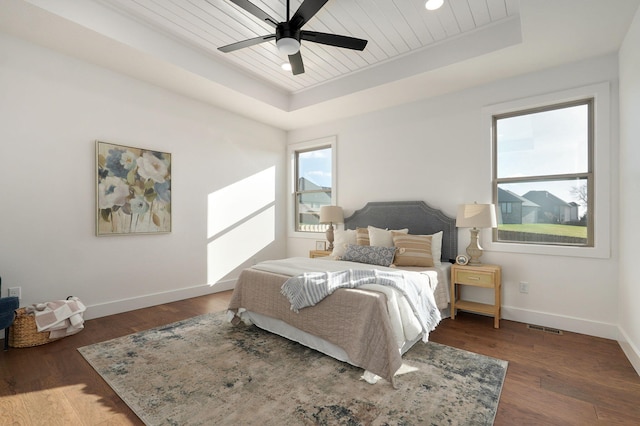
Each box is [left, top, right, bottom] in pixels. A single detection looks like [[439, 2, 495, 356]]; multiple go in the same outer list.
[[618, 6, 640, 373], [287, 54, 621, 340], [0, 33, 287, 319]]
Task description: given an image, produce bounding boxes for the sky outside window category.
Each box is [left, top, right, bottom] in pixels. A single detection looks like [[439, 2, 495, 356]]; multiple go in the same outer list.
[[496, 103, 589, 211], [298, 147, 332, 188]]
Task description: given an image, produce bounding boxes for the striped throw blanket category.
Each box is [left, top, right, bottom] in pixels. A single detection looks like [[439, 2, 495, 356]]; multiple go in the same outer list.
[[281, 269, 441, 341]]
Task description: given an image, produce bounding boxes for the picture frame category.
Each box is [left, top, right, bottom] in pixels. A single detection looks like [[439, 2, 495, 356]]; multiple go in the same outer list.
[[96, 141, 171, 236], [315, 240, 327, 251]]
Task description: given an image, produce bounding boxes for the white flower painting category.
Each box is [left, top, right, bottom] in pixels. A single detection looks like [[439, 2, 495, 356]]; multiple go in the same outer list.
[[96, 141, 171, 235]]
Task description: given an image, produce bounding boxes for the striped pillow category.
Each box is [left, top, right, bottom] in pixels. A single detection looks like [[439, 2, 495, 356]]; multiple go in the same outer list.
[[368, 226, 408, 247], [356, 227, 370, 246], [391, 232, 434, 267]]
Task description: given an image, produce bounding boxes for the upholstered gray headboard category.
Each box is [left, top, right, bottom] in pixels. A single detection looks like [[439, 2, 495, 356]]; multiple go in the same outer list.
[[344, 201, 458, 263]]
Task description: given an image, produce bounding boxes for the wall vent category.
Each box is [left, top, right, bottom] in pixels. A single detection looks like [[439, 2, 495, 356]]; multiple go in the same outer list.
[[527, 324, 563, 335]]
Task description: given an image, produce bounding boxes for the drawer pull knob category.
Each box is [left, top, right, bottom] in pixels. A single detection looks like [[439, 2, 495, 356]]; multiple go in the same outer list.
[[468, 276, 480, 280]]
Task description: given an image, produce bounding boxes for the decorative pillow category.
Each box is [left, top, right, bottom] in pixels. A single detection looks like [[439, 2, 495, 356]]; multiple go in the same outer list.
[[331, 229, 357, 258], [368, 226, 409, 247], [341, 244, 396, 267], [391, 232, 435, 267], [356, 227, 370, 246], [431, 231, 443, 266]]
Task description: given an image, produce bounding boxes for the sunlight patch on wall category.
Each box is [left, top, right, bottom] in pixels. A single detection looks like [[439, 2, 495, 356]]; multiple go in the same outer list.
[[207, 167, 275, 238], [207, 206, 275, 285], [206, 166, 276, 285]]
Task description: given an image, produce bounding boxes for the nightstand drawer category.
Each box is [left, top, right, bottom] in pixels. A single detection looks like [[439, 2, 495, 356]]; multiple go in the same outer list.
[[456, 270, 494, 287]]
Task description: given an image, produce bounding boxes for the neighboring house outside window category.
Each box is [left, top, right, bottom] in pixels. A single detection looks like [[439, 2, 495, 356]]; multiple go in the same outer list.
[[493, 99, 593, 247], [288, 136, 337, 234]]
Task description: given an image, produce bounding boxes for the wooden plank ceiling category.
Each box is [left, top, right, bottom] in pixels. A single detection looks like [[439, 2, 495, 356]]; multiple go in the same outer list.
[[100, 0, 520, 93]]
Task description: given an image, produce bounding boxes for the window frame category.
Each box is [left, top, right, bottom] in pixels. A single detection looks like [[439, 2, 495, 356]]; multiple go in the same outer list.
[[492, 98, 595, 247], [482, 83, 611, 259], [287, 136, 337, 238]]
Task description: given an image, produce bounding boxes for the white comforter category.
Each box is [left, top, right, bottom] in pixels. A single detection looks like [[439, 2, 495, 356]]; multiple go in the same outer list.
[[252, 257, 441, 350]]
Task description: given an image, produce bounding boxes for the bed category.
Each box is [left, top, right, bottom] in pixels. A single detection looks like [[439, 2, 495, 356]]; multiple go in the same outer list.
[[227, 201, 457, 386]]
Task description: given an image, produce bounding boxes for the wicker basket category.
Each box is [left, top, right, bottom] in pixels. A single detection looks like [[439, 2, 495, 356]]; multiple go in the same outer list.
[[9, 308, 60, 348]]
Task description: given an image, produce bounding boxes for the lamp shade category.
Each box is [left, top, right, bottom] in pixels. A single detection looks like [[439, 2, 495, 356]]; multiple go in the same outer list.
[[319, 206, 344, 224], [456, 203, 497, 229]]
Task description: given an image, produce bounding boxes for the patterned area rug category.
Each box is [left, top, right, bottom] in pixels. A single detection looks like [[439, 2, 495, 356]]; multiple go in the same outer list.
[[78, 312, 507, 425]]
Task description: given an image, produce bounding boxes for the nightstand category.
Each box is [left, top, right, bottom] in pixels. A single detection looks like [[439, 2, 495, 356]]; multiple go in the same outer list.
[[450, 263, 502, 328], [309, 250, 332, 258]]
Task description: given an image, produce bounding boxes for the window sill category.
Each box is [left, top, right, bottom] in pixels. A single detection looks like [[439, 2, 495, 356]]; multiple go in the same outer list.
[[289, 230, 325, 240], [484, 240, 610, 259]]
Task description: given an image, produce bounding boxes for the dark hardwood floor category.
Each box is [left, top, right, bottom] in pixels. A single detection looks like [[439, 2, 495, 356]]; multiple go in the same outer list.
[[1, 291, 639, 425]]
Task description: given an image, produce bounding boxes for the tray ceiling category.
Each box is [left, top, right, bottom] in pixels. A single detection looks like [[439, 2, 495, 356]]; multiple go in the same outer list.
[[2, 0, 639, 129], [99, 0, 520, 93]]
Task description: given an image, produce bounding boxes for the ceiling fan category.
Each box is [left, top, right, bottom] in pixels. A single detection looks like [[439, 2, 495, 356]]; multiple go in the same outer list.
[[218, 0, 368, 75]]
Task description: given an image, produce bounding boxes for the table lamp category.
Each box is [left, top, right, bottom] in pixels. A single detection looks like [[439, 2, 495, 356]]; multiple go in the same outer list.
[[319, 205, 343, 251], [456, 203, 497, 265]]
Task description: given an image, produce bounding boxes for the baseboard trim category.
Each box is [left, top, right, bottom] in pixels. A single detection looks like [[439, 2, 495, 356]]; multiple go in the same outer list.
[[83, 280, 236, 321], [501, 305, 618, 340], [618, 327, 640, 376]]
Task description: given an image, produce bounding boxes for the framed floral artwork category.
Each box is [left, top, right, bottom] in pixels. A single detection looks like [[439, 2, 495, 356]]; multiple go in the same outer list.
[[96, 141, 171, 236]]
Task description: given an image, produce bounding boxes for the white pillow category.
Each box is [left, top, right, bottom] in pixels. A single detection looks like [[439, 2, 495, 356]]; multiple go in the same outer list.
[[431, 231, 443, 266], [368, 226, 408, 247], [331, 229, 357, 258]]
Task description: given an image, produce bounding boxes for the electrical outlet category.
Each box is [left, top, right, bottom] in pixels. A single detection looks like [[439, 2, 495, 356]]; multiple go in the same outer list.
[[8, 286, 21, 298], [519, 281, 529, 294]]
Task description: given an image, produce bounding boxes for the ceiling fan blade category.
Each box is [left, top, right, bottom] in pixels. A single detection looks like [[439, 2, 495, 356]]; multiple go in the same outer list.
[[227, 0, 279, 27], [218, 34, 275, 53], [290, 0, 329, 29], [289, 51, 305, 75], [301, 31, 368, 50]]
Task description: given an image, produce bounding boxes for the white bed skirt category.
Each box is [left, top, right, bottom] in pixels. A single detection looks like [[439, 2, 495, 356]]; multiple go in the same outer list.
[[238, 309, 440, 384]]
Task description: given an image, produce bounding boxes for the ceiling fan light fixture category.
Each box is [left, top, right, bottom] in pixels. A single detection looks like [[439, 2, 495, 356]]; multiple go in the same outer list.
[[276, 37, 300, 55], [425, 0, 444, 10]]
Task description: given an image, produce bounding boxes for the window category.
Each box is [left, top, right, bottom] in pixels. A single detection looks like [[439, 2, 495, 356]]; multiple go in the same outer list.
[[493, 99, 593, 247], [501, 202, 512, 215], [289, 136, 336, 233]]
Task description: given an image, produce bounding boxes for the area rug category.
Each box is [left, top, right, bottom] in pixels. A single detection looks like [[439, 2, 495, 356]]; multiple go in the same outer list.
[[78, 312, 507, 425]]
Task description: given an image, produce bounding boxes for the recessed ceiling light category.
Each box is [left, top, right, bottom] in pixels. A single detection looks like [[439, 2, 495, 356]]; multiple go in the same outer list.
[[425, 0, 444, 10], [281, 62, 292, 71]]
